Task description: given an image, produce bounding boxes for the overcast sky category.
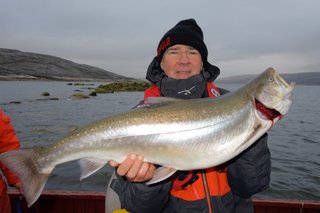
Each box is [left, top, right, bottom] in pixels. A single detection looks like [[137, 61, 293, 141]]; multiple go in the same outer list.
[[1, 0, 319, 78]]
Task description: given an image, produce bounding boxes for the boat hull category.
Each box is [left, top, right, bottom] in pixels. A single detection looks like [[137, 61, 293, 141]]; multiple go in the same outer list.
[[8, 190, 320, 213]]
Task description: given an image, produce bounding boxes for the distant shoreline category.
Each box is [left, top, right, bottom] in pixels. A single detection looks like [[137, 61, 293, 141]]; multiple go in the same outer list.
[[216, 72, 320, 86], [0, 74, 122, 82]]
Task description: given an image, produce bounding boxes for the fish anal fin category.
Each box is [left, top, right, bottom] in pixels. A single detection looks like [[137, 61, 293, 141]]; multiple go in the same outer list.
[[145, 167, 177, 185], [79, 158, 107, 180]]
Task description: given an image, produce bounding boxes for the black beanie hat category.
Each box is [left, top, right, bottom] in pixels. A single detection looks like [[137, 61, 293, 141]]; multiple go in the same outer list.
[[157, 19, 208, 62], [147, 18, 220, 83]]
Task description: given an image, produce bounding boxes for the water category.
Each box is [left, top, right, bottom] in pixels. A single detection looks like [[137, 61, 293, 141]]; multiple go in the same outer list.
[[0, 81, 319, 200]]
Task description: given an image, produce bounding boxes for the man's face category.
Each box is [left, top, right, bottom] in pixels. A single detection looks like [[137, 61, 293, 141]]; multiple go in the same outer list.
[[160, 44, 203, 79]]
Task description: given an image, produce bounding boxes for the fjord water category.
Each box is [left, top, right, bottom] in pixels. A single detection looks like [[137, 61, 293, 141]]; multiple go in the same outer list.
[[0, 81, 319, 200]]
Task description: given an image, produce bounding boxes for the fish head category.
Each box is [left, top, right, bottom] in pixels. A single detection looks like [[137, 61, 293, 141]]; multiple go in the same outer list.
[[253, 68, 295, 117]]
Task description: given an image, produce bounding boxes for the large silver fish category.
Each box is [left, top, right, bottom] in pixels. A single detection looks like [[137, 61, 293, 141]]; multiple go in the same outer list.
[[0, 68, 294, 207]]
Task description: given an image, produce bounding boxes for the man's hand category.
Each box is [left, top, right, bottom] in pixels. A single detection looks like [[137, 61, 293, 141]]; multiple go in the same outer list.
[[109, 154, 156, 182]]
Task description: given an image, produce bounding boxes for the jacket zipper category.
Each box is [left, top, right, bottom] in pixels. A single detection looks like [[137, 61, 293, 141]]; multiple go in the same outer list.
[[201, 170, 213, 213]]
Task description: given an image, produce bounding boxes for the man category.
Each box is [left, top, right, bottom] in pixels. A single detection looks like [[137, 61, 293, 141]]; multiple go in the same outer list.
[[107, 19, 271, 213], [0, 110, 22, 213]]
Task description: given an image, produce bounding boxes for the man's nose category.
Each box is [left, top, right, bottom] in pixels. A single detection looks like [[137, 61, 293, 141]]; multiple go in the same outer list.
[[179, 52, 190, 63]]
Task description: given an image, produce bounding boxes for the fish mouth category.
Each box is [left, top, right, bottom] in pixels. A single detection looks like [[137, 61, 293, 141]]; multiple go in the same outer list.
[[255, 99, 282, 120]]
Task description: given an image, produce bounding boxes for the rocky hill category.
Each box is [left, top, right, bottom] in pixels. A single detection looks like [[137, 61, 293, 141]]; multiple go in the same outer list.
[[0, 48, 132, 81], [216, 71, 320, 85]]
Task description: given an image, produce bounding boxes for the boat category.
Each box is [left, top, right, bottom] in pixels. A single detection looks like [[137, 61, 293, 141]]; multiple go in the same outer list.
[[8, 190, 320, 213]]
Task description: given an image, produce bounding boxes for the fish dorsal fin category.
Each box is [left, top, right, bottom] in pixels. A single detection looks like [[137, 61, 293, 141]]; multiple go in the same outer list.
[[145, 167, 177, 185], [79, 158, 107, 180], [137, 97, 183, 109]]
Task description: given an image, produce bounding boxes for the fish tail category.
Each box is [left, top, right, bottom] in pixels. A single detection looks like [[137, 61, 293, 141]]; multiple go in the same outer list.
[[0, 148, 50, 207]]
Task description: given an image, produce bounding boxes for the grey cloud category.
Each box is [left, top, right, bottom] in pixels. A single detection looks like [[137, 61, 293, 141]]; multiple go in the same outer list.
[[1, 0, 319, 78]]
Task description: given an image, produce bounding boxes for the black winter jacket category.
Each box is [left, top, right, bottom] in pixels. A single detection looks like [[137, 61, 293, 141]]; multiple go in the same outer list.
[[109, 89, 271, 213]]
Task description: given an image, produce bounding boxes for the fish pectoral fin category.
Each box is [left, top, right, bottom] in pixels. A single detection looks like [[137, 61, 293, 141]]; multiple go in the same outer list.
[[236, 123, 270, 152], [79, 158, 107, 180], [145, 167, 177, 185]]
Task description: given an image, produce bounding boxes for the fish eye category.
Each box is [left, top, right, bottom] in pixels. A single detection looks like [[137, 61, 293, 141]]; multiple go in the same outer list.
[[268, 76, 274, 82]]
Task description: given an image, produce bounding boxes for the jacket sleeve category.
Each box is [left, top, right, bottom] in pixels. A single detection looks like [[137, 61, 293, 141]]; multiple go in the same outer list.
[[227, 133, 271, 198], [0, 111, 21, 185], [111, 173, 172, 213]]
